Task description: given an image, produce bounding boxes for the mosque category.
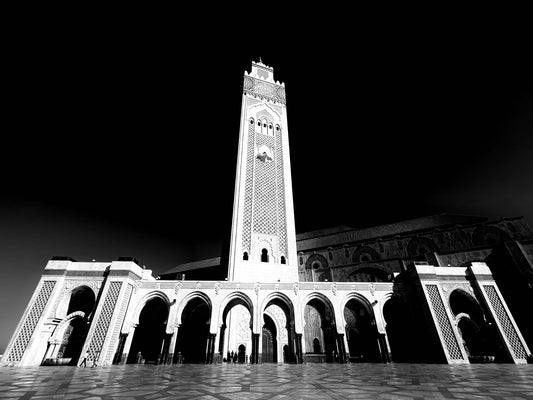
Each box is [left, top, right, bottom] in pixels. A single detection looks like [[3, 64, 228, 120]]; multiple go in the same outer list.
[[2, 60, 532, 367]]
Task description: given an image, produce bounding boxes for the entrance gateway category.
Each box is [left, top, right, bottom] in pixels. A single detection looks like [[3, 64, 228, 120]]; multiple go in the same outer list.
[[2, 61, 530, 367]]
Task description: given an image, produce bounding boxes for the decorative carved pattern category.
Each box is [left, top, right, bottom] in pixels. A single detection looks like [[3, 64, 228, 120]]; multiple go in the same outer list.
[[6, 281, 56, 362], [133, 280, 142, 294], [87, 281, 122, 360], [275, 123, 287, 258], [214, 282, 222, 295], [331, 283, 337, 296], [243, 76, 286, 104], [265, 304, 288, 341], [241, 123, 255, 253], [425, 284, 464, 360], [441, 283, 472, 298], [369, 283, 376, 297], [254, 282, 261, 296], [253, 134, 277, 236], [293, 283, 299, 296], [236, 305, 251, 342], [174, 281, 183, 296], [195, 281, 201, 290], [104, 283, 132, 365], [483, 285, 528, 359]]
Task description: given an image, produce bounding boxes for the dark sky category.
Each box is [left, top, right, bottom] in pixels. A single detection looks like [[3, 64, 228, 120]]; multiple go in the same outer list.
[[1, 14, 532, 353]]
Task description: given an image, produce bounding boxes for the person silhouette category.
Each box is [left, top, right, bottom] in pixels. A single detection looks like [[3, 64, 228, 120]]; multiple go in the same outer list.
[[79, 351, 89, 368]]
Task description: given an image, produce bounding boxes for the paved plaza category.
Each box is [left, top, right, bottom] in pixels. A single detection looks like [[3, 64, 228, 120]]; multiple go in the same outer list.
[[0, 363, 532, 399]]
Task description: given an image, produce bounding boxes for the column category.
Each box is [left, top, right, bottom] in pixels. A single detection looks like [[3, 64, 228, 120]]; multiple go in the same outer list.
[[251, 333, 260, 364], [167, 325, 179, 364], [205, 333, 217, 364], [121, 324, 137, 364], [336, 333, 346, 363], [295, 333, 303, 364]]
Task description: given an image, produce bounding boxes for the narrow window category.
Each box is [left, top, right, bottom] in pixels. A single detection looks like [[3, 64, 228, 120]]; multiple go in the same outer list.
[[344, 248, 350, 258], [299, 256, 303, 265], [261, 248, 269, 263], [328, 251, 333, 261], [250, 118, 254, 125], [281, 256, 286, 264], [243, 252, 249, 260]]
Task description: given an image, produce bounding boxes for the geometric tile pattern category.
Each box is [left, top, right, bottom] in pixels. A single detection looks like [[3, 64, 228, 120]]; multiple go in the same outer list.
[[5, 280, 56, 362], [87, 281, 122, 362], [253, 134, 277, 236], [484, 285, 528, 360], [426, 284, 464, 360], [104, 283, 133, 365], [242, 122, 256, 253], [275, 127, 287, 259], [1, 363, 533, 399]]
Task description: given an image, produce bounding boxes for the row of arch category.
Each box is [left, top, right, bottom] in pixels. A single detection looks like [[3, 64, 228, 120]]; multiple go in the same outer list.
[[300, 225, 514, 275], [45, 283, 509, 366], [121, 290, 388, 365], [250, 117, 280, 137], [243, 248, 286, 264]]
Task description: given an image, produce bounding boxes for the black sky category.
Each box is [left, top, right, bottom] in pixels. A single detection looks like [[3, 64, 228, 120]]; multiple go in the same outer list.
[[1, 12, 532, 352]]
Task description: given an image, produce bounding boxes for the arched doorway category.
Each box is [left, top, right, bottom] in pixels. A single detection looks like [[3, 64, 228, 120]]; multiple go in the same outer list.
[[219, 296, 253, 364], [344, 298, 381, 362], [449, 289, 506, 362], [175, 297, 210, 363], [262, 314, 277, 363], [127, 297, 169, 364], [303, 297, 337, 362], [55, 286, 96, 365], [262, 295, 295, 364]]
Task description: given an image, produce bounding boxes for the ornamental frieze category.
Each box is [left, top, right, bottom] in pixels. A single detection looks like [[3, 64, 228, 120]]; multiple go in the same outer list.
[[244, 76, 286, 104]]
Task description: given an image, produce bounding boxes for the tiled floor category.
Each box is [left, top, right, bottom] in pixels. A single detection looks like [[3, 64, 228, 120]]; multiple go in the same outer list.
[[0, 363, 532, 399]]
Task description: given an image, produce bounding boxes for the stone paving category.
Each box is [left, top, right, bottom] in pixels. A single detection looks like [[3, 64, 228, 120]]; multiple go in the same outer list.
[[0, 363, 532, 399]]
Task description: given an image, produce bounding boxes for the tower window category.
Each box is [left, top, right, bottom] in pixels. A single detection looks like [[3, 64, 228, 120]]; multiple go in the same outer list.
[[299, 257, 303, 265], [243, 252, 249, 261], [258, 121, 261, 126], [261, 248, 269, 263], [250, 118, 254, 125], [276, 125, 280, 131], [328, 251, 333, 261], [281, 256, 286, 264]]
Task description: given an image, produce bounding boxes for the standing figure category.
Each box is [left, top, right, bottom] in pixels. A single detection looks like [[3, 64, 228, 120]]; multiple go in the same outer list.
[[79, 351, 89, 368]]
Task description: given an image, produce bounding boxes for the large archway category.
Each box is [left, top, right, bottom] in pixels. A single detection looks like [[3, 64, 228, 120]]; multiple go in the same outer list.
[[55, 286, 96, 365], [303, 296, 337, 363], [219, 295, 253, 364], [261, 294, 295, 364], [344, 298, 381, 362], [449, 289, 506, 362], [175, 297, 211, 363], [127, 297, 169, 364]]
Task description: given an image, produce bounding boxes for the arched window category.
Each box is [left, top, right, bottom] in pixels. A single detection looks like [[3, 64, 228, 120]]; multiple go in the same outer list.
[[328, 250, 333, 261], [261, 248, 269, 263], [243, 252, 249, 261], [299, 256, 303, 265], [281, 256, 286, 264], [249, 118, 254, 125], [344, 247, 350, 258]]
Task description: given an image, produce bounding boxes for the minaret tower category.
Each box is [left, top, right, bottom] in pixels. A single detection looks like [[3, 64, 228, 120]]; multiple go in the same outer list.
[[227, 60, 298, 282]]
